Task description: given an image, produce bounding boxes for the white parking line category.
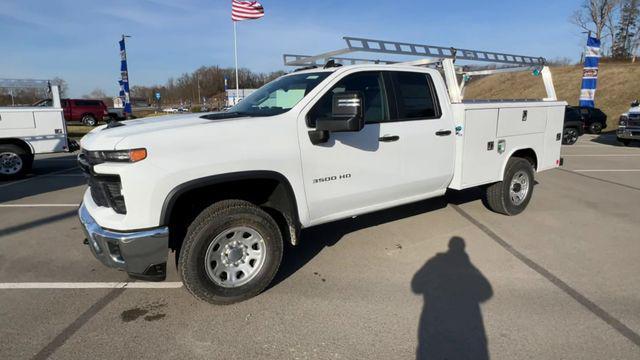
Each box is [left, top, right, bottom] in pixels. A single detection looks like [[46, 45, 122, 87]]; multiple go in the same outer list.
[[0, 282, 183, 289], [0, 204, 78, 208], [574, 169, 640, 172], [567, 145, 615, 147]]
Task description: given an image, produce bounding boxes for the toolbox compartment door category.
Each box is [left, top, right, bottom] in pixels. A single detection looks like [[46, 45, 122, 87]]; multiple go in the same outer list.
[[497, 107, 546, 137], [461, 109, 502, 187], [0, 111, 36, 130]]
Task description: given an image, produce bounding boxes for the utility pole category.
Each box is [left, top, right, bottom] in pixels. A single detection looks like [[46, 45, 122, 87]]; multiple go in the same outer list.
[[197, 74, 201, 105]]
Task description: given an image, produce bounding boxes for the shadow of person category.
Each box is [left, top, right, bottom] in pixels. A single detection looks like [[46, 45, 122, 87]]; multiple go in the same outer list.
[[411, 236, 493, 360]]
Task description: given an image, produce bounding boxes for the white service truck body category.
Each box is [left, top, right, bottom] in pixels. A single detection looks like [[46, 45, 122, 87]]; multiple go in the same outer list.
[[0, 84, 73, 178], [77, 38, 565, 304], [0, 106, 70, 154]]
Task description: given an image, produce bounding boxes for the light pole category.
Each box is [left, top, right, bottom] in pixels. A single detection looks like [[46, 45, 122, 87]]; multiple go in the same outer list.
[[197, 74, 201, 106]]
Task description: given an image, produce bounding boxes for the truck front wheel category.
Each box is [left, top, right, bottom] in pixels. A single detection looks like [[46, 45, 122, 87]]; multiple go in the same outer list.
[[484, 158, 534, 216], [178, 199, 283, 305], [618, 138, 632, 146]]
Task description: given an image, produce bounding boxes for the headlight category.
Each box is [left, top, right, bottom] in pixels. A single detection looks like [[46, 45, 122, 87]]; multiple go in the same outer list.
[[89, 148, 147, 163]]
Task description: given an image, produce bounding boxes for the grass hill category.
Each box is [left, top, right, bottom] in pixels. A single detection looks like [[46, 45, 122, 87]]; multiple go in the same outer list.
[[464, 62, 640, 131]]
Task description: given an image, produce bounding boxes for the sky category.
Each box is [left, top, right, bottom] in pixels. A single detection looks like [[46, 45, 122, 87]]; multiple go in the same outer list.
[[1, 0, 587, 98]]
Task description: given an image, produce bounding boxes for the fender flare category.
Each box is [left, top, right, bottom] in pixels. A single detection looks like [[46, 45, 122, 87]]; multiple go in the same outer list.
[[0, 138, 35, 155], [499, 148, 539, 180], [159, 170, 300, 228]]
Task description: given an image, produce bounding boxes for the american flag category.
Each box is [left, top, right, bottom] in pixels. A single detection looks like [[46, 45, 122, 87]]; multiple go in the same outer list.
[[231, 0, 265, 21]]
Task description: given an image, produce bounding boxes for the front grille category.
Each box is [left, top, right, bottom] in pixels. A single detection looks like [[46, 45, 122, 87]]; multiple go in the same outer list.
[[629, 114, 640, 127], [87, 174, 126, 214]]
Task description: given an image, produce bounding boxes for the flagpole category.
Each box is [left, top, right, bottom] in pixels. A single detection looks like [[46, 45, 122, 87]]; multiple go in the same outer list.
[[233, 20, 240, 105]]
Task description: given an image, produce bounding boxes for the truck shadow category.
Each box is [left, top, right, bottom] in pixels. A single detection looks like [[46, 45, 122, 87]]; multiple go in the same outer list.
[[0, 155, 84, 204], [272, 187, 484, 287], [588, 133, 638, 147]]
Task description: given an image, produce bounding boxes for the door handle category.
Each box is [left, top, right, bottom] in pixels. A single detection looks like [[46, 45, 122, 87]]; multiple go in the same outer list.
[[379, 135, 400, 142], [435, 130, 452, 136]]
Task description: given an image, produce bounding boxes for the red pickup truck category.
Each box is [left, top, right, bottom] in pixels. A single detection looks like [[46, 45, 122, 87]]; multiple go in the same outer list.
[[34, 98, 109, 126]]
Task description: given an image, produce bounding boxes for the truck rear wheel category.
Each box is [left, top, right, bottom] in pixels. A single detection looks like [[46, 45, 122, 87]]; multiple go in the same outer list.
[[0, 144, 32, 179], [562, 127, 579, 145], [82, 114, 97, 126], [484, 158, 534, 216], [178, 199, 283, 305], [589, 122, 603, 134]]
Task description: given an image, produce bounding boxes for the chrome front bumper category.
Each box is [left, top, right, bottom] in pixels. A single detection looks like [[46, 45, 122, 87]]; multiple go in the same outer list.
[[78, 203, 169, 280], [617, 128, 640, 140]]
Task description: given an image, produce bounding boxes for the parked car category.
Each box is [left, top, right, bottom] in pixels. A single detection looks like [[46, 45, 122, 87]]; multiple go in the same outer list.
[[1, 85, 77, 179], [107, 107, 126, 121], [617, 100, 640, 146], [78, 39, 565, 305], [563, 106, 586, 145], [568, 105, 607, 134], [34, 98, 109, 126]]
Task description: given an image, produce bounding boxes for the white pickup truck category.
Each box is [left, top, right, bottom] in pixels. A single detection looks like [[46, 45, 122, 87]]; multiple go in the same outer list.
[[0, 81, 76, 179], [78, 37, 565, 304]]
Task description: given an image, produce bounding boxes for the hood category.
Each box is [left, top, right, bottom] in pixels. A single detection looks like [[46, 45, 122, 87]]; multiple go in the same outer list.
[[80, 112, 249, 150], [626, 106, 640, 116]]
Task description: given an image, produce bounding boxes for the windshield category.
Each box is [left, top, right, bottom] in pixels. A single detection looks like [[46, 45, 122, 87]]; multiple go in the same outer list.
[[229, 72, 330, 117]]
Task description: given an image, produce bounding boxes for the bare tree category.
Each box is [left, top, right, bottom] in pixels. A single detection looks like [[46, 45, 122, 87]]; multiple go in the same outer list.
[[83, 88, 108, 99], [572, 0, 621, 49], [51, 77, 68, 97]]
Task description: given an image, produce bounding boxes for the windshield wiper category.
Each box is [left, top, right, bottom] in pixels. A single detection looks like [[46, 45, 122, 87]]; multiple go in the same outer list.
[[200, 111, 249, 120]]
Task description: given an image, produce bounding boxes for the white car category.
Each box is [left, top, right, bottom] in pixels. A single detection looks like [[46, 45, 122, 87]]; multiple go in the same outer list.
[[78, 38, 565, 304], [617, 100, 640, 146], [162, 107, 179, 113]]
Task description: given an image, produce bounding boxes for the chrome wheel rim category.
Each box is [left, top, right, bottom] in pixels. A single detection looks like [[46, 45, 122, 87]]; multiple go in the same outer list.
[[564, 129, 578, 144], [83, 116, 95, 126], [204, 226, 267, 288], [0, 152, 23, 175], [509, 170, 530, 206]]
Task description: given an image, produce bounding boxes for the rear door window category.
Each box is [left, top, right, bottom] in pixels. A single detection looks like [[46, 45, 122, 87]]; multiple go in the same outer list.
[[391, 72, 440, 120]]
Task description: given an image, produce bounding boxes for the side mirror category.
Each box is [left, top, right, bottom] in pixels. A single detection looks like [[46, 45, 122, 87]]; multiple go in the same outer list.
[[315, 92, 365, 133], [631, 100, 639, 108]]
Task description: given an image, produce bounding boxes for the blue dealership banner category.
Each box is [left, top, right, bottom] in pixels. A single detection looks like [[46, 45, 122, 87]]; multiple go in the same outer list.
[[119, 39, 132, 114], [579, 36, 600, 108]]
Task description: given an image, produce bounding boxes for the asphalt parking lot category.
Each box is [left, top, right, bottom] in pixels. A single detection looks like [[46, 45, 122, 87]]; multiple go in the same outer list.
[[1, 134, 639, 359]]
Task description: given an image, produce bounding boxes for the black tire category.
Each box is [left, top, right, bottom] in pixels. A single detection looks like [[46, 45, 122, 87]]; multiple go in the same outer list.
[[484, 158, 535, 216], [178, 199, 283, 305], [82, 114, 97, 127], [562, 127, 579, 145], [589, 122, 603, 134], [0, 144, 32, 179], [618, 138, 632, 146]]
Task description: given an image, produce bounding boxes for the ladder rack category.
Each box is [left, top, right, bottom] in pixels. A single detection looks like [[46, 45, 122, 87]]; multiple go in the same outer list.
[[0, 79, 51, 89], [284, 36, 545, 67], [283, 36, 556, 103]]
